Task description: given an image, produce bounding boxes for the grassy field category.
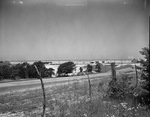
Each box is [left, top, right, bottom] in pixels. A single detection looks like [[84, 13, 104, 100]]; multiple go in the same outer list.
[[0, 71, 149, 117]]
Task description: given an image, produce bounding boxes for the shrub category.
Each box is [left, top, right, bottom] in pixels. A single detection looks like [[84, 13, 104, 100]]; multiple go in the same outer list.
[[106, 75, 133, 100], [95, 61, 102, 73], [138, 47, 150, 106], [86, 64, 93, 73]]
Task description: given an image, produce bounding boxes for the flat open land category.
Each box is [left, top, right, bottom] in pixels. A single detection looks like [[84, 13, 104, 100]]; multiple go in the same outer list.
[[0, 66, 134, 95], [0, 71, 112, 95], [1, 66, 148, 117]]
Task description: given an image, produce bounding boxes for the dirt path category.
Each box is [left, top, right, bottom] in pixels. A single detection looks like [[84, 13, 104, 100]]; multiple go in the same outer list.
[[0, 68, 134, 95], [0, 72, 112, 95]]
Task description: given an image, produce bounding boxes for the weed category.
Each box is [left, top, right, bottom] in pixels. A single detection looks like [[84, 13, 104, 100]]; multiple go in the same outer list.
[[0, 74, 149, 117]]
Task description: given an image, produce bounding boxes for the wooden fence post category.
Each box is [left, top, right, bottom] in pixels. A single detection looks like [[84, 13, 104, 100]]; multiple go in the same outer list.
[[111, 62, 116, 81], [34, 65, 46, 117], [84, 72, 92, 101]]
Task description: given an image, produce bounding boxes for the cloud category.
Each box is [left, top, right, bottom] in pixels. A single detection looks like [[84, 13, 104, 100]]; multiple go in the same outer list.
[[12, 0, 24, 4], [19, 1, 24, 4]]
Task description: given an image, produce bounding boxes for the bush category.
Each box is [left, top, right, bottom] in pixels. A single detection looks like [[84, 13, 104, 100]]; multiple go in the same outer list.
[[138, 47, 150, 106], [86, 64, 93, 73], [28, 61, 51, 78], [95, 61, 102, 73], [106, 75, 133, 100]]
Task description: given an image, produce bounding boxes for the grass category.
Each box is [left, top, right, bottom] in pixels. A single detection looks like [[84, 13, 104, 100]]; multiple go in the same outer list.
[[0, 73, 149, 117], [0, 64, 133, 94]]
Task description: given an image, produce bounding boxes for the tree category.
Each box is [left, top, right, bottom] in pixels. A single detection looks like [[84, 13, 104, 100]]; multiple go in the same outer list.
[[27, 64, 37, 78], [57, 62, 75, 77], [15, 63, 26, 79], [139, 47, 150, 104], [10, 64, 21, 80], [86, 64, 93, 73], [22, 62, 29, 78], [32, 61, 47, 78], [0, 64, 12, 79], [10, 63, 30, 79], [139, 47, 149, 90], [95, 61, 102, 73], [79, 67, 83, 72], [46, 68, 55, 77]]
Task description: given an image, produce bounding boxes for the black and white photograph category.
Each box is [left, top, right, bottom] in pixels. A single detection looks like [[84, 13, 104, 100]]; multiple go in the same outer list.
[[0, 0, 149, 116]]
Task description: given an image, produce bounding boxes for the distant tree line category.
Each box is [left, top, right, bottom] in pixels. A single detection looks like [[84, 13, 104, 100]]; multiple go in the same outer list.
[[0, 60, 102, 80], [0, 61, 54, 80], [57, 61, 102, 77]]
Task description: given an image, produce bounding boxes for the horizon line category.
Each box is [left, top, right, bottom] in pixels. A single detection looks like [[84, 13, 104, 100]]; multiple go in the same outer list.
[[1, 58, 135, 62]]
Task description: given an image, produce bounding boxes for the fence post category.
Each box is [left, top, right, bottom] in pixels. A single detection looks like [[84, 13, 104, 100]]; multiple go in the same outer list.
[[84, 72, 92, 101], [34, 65, 46, 117], [111, 62, 116, 81]]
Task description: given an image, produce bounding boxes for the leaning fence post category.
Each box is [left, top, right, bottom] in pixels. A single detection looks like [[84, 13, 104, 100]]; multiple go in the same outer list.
[[84, 72, 92, 101], [34, 65, 46, 117], [111, 62, 116, 81]]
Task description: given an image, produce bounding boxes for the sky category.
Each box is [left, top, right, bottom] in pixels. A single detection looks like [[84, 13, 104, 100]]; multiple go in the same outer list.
[[0, 0, 149, 61]]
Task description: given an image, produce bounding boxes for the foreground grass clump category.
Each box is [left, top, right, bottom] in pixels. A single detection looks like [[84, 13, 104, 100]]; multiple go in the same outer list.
[[0, 75, 149, 117], [106, 74, 133, 100]]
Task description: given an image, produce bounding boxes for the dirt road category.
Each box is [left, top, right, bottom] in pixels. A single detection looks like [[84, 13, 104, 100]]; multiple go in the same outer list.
[[0, 72, 112, 95], [0, 68, 134, 95]]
